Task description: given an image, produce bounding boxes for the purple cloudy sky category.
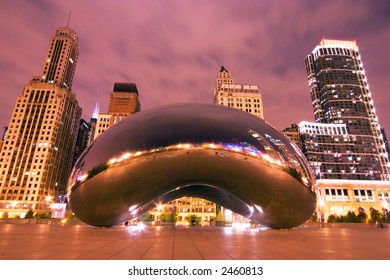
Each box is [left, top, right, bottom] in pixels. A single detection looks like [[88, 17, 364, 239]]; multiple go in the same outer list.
[[1, 0, 389, 133]]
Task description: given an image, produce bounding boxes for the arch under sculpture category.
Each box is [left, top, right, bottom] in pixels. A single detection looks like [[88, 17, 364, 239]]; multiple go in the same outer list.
[[67, 103, 316, 229]]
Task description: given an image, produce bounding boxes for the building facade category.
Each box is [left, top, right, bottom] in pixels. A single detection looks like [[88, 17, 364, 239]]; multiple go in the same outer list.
[[304, 39, 390, 180], [316, 179, 389, 221], [301, 39, 390, 222], [282, 124, 301, 147], [94, 113, 112, 140], [213, 66, 264, 119], [93, 83, 140, 139], [299, 121, 357, 180], [0, 27, 82, 218]]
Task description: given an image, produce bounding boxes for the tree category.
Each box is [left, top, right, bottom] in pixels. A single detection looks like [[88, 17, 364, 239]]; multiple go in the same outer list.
[[138, 211, 154, 222], [216, 211, 225, 221], [1, 211, 9, 219], [87, 162, 109, 179], [25, 209, 35, 219], [284, 167, 303, 184], [327, 214, 340, 223], [328, 211, 367, 223], [36, 212, 51, 219], [369, 208, 383, 223], [187, 214, 201, 226], [357, 211, 367, 223], [345, 211, 359, 223], [160, 210, 177, 224]]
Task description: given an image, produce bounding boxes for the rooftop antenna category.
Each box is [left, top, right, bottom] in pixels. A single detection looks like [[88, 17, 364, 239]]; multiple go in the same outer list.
[[66, 10, 72, 27]]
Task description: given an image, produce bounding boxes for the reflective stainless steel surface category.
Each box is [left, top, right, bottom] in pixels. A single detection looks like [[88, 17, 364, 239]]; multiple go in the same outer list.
[[67, 103, 316, 229]]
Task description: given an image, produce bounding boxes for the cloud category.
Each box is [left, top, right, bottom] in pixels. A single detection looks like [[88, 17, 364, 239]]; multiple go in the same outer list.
[[0, 0, 389, 133]]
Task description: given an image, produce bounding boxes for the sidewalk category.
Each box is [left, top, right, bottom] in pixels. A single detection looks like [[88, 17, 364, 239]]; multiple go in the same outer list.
[[0, 223, 389, 260]]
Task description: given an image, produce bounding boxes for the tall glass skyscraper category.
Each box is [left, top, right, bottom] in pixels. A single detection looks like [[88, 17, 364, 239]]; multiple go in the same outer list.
[[0, 27, 82, 217], [303, 39, 389, 180]]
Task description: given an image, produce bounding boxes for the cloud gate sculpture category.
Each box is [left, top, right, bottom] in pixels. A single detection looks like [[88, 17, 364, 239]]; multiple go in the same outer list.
[[67, 103, 316, 229]]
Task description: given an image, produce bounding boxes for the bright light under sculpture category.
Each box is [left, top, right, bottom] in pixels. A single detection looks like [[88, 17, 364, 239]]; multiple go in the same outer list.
[[67, 103, 316, 229]]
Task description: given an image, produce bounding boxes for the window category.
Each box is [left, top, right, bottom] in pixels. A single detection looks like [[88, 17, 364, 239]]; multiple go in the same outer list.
[[377, 190, 390, 202], [325, 188, 349, 202], [354, 189, 375, 202]]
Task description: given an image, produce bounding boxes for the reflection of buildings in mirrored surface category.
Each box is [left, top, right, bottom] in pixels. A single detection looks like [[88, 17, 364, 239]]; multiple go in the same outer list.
[[148, 197, 217, 226], [68, 103, 316, 229]]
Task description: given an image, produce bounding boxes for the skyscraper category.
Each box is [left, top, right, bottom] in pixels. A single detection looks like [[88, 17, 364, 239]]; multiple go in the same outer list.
[[87, 104, 99, 146], [213, 66, 264, 119], [41, 27, 78, 89], [0, 27, 82, 217], [303, 39, 390, 180], [109, 83, 140, 117], [94, 83, 140, 139], [73, 119, 91, 165]]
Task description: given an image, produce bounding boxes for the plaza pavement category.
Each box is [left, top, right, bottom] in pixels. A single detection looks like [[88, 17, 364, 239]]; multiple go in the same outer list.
[[0, 222, 389, 260]]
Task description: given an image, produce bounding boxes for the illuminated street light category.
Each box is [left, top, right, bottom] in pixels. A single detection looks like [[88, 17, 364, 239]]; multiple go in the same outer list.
[[45, 196, 53, 204]]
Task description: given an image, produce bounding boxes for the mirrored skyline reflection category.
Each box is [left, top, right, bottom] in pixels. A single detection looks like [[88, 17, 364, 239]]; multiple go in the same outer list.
[[1, 0, 389, 133], [69, 103, 314, 194], [68, 103, 316, 229]]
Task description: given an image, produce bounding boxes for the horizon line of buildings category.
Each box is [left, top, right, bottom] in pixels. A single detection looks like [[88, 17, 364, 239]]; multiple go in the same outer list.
[[0, 26, 389, 224]]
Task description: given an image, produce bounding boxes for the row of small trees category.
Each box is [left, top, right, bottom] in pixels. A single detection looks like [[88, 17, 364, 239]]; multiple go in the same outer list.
[[1, 209, 51, 219], [137, 210, 208, 226], [327, 208, 390, 223]]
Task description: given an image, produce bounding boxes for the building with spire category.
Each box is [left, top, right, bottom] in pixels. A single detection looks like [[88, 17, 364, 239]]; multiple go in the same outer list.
[[213, 66, 264, 119], [0, 26, 82, 218], [87, 104, 99, 146]]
